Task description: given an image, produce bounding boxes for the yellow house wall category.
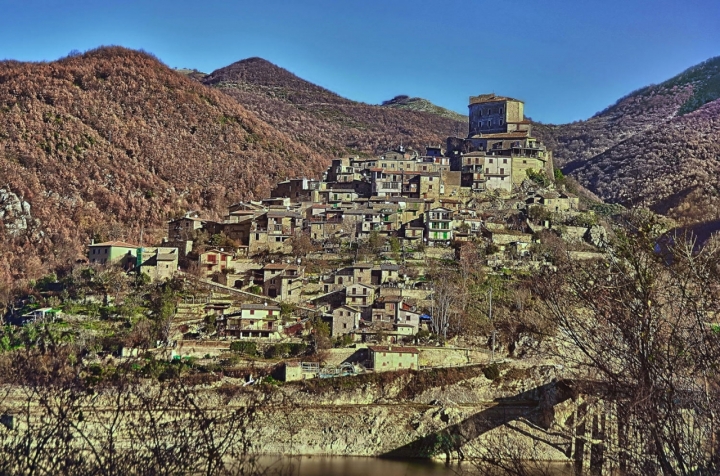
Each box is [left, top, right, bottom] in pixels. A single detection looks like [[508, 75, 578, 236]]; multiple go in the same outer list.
[[371, 350, 418, 371]]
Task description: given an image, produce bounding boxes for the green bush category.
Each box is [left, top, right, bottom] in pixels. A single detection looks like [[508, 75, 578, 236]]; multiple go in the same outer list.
[[483, 363, 500, 381], [288, 342, 307, 356], [264, 343, 290, 359], [230, 341, 257, 356], [334, 334, 354, 347]]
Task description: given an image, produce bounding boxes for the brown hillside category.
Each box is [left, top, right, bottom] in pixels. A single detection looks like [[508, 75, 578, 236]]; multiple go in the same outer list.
[[535, 57, 720, 168], [0, 47, 328, 283], [203, 58, 465, 156], [564, 98, 720, 226], [534, 82, 694, 168], [531, 56, 720, 226]]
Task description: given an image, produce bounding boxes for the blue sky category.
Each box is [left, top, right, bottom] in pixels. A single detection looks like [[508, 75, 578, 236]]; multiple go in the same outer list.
[[1, 0, 718, 124]]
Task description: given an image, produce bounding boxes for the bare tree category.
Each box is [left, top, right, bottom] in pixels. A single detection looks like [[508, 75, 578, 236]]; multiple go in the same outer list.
[[532, 212, 720, 475]]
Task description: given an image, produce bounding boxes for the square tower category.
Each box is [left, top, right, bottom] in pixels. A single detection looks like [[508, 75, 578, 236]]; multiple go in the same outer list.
[[468, 94, 524, 137]]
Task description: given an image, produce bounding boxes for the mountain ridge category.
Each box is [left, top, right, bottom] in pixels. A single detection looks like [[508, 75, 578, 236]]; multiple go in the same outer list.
[[380, 95, 467, 122], [202, 58, 465, 156]]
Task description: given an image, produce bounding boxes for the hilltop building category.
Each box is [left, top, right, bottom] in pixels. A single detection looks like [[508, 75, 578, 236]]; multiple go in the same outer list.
[[446, 94, 553, 191]]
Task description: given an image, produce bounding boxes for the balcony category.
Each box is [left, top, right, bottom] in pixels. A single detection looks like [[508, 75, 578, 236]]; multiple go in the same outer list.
[[429, 224, 450, 231]]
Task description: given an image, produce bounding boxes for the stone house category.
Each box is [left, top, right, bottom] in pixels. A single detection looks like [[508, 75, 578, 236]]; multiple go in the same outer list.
[[270, 178, 320, 202], [198, 249, 236, 276], [137, 247, 179, 281], [323, 263, 373, 293], [262, 263, 304, 302], [372, 264, 400, 285], [344, 283, 376, 317], [225, 304, 282, 339], [528, 192, 579, 213], [484, 155, 513, 192], [371, 295, 404, 322], [402, 225, 424, 242], [88, 242, 178, 281], [367, 345, 419, 371], [396, 307, 421, 333], [88, 241, 139, 267], [425, 207, 454, 244], [166, 217, 208, 255], [331, 305, 361, 337], [167, 216, 206, 241]]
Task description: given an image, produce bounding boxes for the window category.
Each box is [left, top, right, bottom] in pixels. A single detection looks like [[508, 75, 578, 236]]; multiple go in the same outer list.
[[500, 168, 505, 175], [503, 159, 507, 164], [489, 158, 493, 164], [250, 309, 255, 315]]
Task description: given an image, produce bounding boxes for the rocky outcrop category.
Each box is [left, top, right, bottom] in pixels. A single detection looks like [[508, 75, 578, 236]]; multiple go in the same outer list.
[[239, 364, 573, 461], [0, 188, 34, 236]]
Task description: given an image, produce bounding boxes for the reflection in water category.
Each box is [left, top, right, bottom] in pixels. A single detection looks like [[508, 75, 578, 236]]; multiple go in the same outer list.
[[257, 456, 575, 476]]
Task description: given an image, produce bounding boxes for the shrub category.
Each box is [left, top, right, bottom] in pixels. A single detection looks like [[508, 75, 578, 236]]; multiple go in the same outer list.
[[265, 344, 290, 359], [288, 342, 308, 356], [334, 334, 354, 347], [229, 341, 256, 356], [483, 363, 500, 381]]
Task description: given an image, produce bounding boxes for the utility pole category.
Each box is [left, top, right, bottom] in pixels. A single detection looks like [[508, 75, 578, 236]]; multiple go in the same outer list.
[[489, 287, 495, 363]]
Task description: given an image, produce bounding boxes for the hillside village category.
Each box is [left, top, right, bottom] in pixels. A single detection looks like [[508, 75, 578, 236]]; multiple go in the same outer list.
[[65, 94, 614, 377]]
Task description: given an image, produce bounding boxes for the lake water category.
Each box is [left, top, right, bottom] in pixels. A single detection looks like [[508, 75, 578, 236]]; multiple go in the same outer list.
[[257, 456, 576, 476]]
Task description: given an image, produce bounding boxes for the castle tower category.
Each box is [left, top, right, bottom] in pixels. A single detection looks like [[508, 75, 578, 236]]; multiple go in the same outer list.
[[468, 94, 524, 137]]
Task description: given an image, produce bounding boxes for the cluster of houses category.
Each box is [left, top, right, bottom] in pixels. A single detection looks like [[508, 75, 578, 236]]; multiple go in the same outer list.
[[89, 94, 594, 345]]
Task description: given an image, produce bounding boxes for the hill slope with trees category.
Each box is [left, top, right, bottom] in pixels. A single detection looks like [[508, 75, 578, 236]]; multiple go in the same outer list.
[[533, 56, 720, 225], [203, 58, 465, 156], [0, 47, 330, 284]]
